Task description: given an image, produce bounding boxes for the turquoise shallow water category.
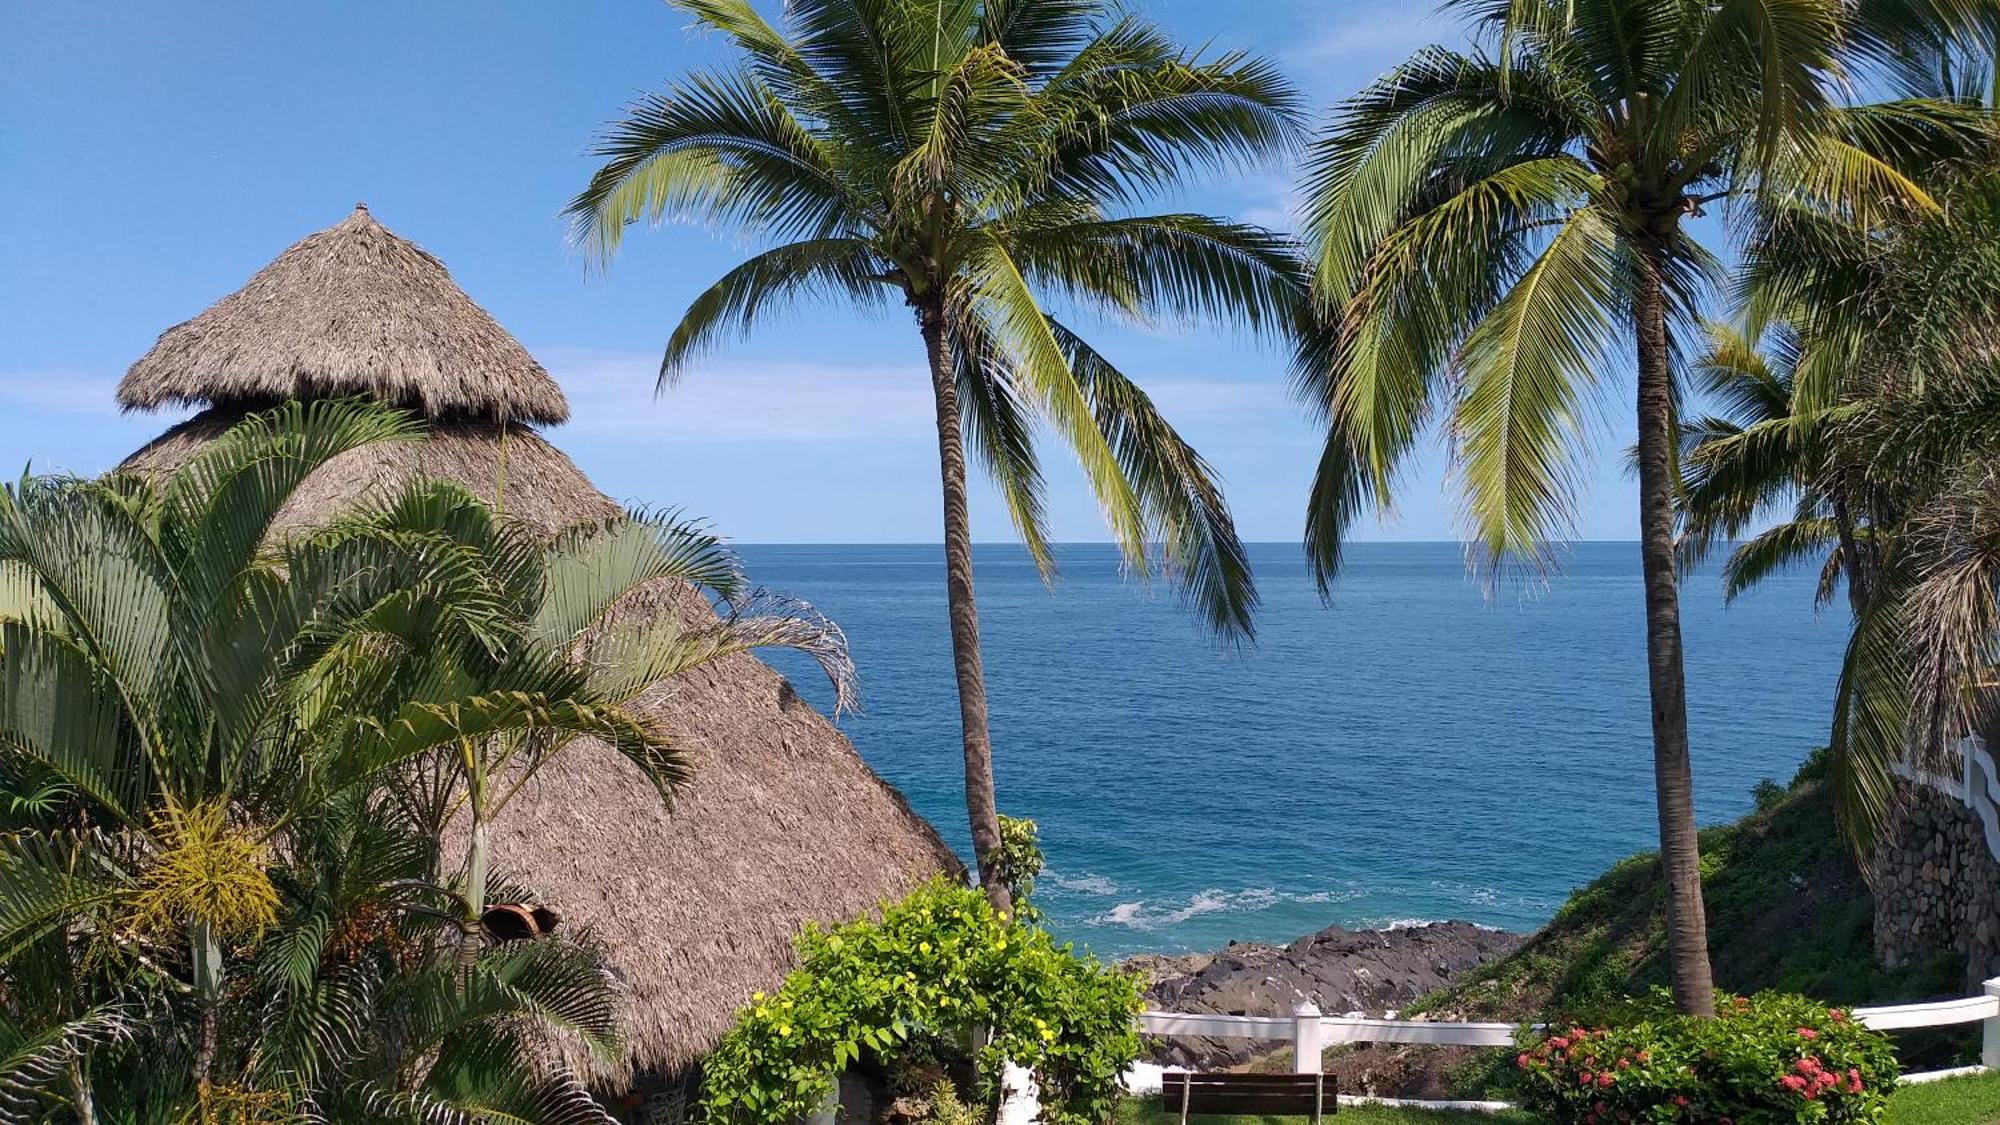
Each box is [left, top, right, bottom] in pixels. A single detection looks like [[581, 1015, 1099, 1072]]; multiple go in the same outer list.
[[738, 542, 1849, 960]]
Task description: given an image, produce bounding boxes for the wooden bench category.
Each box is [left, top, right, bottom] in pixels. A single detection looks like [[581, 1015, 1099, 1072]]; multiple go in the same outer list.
[[1160, 1072, 1337, 1125]]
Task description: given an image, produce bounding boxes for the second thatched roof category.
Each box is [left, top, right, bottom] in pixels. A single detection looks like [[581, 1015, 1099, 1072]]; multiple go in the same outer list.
[[122, 410, 963, 1084], [117, 205, 569, 424]]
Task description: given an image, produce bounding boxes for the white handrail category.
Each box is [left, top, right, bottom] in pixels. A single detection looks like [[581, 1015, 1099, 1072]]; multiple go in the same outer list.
[[1138, 976, 2000, 1076], [1854, 993, 2000, 1030]]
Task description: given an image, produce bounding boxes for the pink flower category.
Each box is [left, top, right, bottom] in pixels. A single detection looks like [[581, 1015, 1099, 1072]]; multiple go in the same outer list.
[[1597, 1073, 1616, 1089], [1579, 1072, 1595, 1086], [1516, 1053, 1531, 1069], [1797, 1027, 1819, 1040], [1829, 1009, 1847, 1022], [1672, 1096, 1689, 1107], [1781, 1075, 1807, 1092]]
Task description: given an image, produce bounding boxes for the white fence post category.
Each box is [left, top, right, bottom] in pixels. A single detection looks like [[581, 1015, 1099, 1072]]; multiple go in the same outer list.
[[1292, 999, 1323, 1075], [1983, 977, 2000, 1071]]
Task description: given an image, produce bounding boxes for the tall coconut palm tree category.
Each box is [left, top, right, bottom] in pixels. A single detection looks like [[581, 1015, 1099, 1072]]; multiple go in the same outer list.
[[1295, 0, 1985, 1014], [567, 0, 1304, 909]]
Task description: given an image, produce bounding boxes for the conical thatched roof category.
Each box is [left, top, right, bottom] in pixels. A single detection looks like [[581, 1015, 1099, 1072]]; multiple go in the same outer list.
[[115, 210, 961, 1086], [117, 206, 569, 424]]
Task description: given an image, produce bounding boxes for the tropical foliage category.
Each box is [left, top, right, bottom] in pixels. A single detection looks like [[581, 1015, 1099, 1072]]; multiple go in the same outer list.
[[0, 400, 853, 1122], [566, 0, 1307, 909], [700, 879, 1141, 1125], [1294, 0, 1991, 1013], [1678, 37, 2000, 850]]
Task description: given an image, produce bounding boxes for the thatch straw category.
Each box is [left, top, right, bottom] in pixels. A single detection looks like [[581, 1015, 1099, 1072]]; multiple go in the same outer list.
[[121, 412, 962, 1083], [116, 206, 569, 425]]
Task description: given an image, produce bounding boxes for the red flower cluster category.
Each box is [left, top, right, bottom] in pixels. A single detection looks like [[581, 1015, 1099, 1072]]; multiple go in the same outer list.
[[1778, 1055, 1863, 1099]]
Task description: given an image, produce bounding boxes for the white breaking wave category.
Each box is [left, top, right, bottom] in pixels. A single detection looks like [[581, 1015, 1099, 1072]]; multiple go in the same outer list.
[[1045, 871, 1119, 895], [1092, 886, 1362, 930]]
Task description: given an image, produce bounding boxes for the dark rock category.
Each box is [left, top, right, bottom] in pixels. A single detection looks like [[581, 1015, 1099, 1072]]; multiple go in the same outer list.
[[1129, 921, 1523, 1069]]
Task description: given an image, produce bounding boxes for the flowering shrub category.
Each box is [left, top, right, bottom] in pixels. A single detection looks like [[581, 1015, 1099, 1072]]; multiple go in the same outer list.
[[1514, 991, 1898, 1123], [700, 879, 1141, 1125]]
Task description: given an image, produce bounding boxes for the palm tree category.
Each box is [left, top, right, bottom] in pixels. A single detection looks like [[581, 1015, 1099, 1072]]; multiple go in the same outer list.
[[1678, 39, 2000, 846], [567, 0, 1304, 909], [1741, 171, 2000, 850], [1295, 0, 1983, 1014], [1677, 319, 1880, 615], [321, 479, 856, 970]]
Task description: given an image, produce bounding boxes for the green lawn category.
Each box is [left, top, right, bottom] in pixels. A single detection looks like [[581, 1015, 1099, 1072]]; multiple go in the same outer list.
[[1118, 1096, 1537, 1125], [1887, 1070, 2000, 1124], [1116, 1070, 2000, 1123]]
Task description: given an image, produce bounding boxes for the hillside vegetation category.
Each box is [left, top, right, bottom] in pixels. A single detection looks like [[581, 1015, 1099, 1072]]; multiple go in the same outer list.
[[1422, 758, 1963, 1023], [1326, 759, 1977, 1098]]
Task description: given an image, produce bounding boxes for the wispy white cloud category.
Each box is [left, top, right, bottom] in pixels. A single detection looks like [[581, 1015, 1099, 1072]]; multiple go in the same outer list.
[[0, 369, 127, 415], [541, 348, 1288, 445], [546, 349, 937, 443]]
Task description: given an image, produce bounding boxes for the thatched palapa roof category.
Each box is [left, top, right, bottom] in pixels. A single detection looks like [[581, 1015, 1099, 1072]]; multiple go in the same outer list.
[[117, 208, 960, 1085], [118, 205, 569, 425]]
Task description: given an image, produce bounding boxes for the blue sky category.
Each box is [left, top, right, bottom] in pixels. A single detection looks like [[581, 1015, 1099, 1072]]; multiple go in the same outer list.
[[0, 0, 1654, 545]]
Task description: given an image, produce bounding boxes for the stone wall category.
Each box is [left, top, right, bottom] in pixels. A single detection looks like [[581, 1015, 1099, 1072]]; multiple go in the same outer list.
[[1871, 784, 2000, 987]]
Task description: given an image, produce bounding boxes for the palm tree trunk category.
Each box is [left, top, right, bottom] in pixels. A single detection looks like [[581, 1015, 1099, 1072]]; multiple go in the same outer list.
[[458, 746, 490, 980], [1634, 246, 1717, 1017], [191, 920, 223, 1084], [919, 302, 1012, 916]]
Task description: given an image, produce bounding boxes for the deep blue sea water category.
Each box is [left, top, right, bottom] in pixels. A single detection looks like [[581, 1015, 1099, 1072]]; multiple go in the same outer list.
[[739, 542, 1849, 960]]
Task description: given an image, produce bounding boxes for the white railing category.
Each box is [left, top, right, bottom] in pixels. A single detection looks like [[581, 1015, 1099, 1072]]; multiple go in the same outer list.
[[1134, 978, 2000, 1109]]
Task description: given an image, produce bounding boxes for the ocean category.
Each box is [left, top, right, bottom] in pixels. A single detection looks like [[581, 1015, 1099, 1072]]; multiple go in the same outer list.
[[739, 541, 1850, 960]]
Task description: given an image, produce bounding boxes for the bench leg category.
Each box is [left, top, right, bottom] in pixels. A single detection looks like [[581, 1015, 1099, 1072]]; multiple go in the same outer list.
[[1179, 1081, 1189, 1125], [1312, 1075, 1323, 1125]]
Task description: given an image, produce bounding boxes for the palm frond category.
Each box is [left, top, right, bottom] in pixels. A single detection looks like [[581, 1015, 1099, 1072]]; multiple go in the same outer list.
[[1452, 207, 1622, 567], [1721, 515, 1839, 601], [659, 239, 892, 386], [1051, 321, 1258, 640]]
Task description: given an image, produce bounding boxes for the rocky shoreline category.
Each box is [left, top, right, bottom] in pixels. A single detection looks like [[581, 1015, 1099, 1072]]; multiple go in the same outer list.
[[1128, 920, 1522, 1075]]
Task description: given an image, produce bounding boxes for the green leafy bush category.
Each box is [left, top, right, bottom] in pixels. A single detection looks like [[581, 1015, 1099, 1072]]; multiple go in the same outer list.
[[701, 879, 1141, 1125], [1514, 991, 1898, 1123], [995, 814, 1046, 920]]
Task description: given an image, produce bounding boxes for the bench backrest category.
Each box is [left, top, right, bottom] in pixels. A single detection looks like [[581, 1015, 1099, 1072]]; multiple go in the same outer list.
[[1159, 1072, 1335, 1120]]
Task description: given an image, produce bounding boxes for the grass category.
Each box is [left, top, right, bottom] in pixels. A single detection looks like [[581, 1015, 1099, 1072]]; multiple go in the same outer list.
[[1886, 1070, 2000, 1123], [1117, 1098, 1536, 1125], [1117, 1070, 2000, 1123]]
